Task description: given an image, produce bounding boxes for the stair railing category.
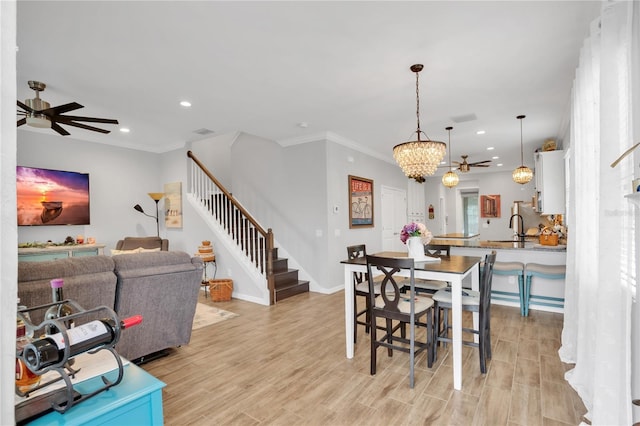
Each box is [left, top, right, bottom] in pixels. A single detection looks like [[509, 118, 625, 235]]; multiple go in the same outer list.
[[187, 151, 275, 304]]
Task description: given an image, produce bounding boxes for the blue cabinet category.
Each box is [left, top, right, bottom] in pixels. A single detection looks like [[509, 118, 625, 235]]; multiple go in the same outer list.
[[18, 245, 105, 262], [24, 362, 165, 425]]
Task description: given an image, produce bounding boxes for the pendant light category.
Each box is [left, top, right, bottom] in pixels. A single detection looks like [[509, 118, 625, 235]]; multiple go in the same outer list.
[[512, 114, 533, 184], [393, 64, 447, 183], [442, 126, 459, 188]]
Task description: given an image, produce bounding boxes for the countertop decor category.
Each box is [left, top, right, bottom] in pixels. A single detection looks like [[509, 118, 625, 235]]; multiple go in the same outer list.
[[430, 238, 566, 251]]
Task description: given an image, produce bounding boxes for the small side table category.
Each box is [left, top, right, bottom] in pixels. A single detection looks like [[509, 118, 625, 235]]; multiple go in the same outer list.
[[201, 258, 217, 298]]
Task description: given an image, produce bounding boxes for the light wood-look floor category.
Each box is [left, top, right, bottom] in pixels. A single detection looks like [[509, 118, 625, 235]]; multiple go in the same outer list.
[[141, 291, 586, 425]]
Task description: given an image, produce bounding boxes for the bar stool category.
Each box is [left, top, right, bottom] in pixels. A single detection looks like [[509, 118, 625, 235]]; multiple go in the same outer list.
[[524, 263, 566, 316], [492, 261, 525, 316]]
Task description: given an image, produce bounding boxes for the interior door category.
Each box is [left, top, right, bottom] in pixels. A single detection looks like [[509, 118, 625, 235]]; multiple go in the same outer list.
[[381, 186, 407, 252]]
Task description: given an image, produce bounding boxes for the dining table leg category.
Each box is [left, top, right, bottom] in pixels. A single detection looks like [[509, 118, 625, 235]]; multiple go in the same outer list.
[[471, 263, 480, 344], [344, 265, 355, 359], [451, 275, 463, 390]]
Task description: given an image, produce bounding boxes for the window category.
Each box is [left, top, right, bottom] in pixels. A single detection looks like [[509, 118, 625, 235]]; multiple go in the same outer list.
[[461, 190, 479, 235]]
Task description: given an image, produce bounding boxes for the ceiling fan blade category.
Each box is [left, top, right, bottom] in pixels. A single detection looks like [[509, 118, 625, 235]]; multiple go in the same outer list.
[[51, 122, 71, 136], [55, 120, 111, 134], [469, 160, 492, 166], [17, 100, 34, 113], [56, 115, 119, 125], [471, 164, 491, 168], [17, 118, 26, 127], [42, 102, 84, 116]]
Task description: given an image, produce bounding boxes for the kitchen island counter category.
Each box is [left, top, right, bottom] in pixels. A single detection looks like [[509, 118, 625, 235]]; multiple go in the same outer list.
[[430, 238, 566, 251], [434, 241, 566, 314]]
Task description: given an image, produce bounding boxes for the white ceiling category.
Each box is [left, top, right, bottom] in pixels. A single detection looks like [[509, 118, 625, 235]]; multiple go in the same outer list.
[[16, 1, 601, 176]]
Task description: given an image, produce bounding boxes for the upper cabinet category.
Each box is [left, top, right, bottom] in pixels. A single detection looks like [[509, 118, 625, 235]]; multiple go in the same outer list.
[[407, 180, 425, 223], [534, 150, 565, 214]]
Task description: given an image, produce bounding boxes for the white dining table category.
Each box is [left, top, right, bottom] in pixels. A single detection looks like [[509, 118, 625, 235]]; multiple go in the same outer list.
[[341, 251, 481, 390]]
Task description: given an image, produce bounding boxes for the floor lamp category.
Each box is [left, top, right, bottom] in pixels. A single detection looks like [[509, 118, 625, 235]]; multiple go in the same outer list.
[[133, 192, 164, 237]]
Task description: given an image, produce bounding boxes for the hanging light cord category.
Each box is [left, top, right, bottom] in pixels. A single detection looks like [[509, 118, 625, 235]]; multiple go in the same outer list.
[[415, 69, 421, 138], [520, 118, 524, 164], [447, 127, 453, 171], [519, 115, 525, 165]]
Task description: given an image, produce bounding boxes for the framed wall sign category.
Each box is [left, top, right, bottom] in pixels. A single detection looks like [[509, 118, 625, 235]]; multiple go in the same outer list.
[[480, 194, 501, 218], [164, 182, 183, 228], [349, 175, 373, 228]]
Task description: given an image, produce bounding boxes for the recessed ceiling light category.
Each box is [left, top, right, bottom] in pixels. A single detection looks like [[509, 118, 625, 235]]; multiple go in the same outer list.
[[492, 156, 499, 159], [120, 128, 130, 133], [180, 101, 192, 107], [496, 163, 503, 167], [476, 130, 486, 135], [487, 147, 495, 151]]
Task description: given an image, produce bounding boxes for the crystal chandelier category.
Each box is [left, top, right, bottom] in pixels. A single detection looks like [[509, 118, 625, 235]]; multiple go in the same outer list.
[[442, 126, 459, 188], [393, 64, 446, 183], [512, 115, 533, 184]]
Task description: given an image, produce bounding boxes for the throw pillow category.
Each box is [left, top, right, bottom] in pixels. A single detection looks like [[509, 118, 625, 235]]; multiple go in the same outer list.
[[110, 248, 140, 256]]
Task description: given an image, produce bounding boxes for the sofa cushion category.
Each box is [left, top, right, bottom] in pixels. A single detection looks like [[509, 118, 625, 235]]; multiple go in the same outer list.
[[18, 256, 117, 325], [111, 247, 161, 256], [112, 250, 203, 361], [116, 237, 168, 251]]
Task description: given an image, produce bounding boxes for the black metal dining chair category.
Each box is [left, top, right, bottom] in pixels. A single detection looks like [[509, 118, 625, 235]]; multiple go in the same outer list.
[[346, 244, 378, 344], [405, 244, 450, 295], [365, 254, 435, 388], [432, 250, 497, 374]]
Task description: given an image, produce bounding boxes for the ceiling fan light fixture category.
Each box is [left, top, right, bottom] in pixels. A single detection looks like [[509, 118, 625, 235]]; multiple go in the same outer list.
[[512, 115, 533, 184], [393, 64, 446, 182], [25, 114, 51, 128]]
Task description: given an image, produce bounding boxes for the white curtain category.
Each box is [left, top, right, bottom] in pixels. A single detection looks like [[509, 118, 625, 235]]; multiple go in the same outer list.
[[559, 1, 638, 425]]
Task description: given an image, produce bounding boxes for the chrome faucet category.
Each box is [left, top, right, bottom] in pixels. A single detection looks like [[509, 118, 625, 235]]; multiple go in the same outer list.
[[509, 214, 525, 242]]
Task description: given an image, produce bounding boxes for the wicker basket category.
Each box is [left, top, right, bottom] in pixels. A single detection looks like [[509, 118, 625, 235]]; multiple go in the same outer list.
[[539, 233, 559, 246], [209, 279, 233, 302]]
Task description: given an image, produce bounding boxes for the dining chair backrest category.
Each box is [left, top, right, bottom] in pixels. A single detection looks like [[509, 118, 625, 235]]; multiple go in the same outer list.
[[479, 251, 497, 316], [365, 255, 414, 316], [346, 244, 367, 286], [425, 244, 450, 256]]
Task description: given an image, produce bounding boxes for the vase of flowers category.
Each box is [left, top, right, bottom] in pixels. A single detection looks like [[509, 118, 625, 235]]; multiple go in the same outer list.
[[400, 222, 433, 260]]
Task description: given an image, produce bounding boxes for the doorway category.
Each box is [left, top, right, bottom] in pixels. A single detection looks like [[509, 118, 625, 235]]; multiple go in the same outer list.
[[460, 189, 479, 235], [381, 186, 407, 252]]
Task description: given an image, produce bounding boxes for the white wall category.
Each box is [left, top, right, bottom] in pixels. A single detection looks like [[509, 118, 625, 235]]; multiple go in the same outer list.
[[17, 131, 162, 250], [1, 1, 17, 423], [325, 140, 408, 290], [423, 170, 537, 241]]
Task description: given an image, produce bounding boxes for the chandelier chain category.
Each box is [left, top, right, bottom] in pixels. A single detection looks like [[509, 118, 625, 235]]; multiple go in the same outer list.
[[415, 70, 421, 136]]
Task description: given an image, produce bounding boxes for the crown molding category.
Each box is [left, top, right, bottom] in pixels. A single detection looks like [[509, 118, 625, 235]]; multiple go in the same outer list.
[[277, 131, 394, 165]]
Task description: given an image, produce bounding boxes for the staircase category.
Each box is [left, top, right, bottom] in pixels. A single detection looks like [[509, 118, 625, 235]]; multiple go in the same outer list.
[[272, 248, 309, 301], [187, 151, 309, 304]]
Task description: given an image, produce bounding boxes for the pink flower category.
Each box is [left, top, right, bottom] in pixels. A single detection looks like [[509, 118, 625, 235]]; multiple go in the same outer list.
[[400, 222, 432, 245]]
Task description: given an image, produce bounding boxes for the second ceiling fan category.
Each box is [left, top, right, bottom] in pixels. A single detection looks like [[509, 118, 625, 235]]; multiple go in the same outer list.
[[453, 155, 491, 172]]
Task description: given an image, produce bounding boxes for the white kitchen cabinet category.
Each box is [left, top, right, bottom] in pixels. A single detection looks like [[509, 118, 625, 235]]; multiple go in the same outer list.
[[534, 150, 565, 214], [407, 179, 425, 223]]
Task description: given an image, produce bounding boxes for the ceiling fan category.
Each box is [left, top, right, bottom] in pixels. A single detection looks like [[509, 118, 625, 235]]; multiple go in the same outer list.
[[16, 80, 119, 136], [453, 155, 491, 172]]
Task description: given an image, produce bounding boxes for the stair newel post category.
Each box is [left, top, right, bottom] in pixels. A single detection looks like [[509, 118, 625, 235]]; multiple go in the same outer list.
[[266, 228, 276, 305]]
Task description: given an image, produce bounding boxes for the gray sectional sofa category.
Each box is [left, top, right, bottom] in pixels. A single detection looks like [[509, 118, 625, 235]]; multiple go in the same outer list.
[[18, 251, 203, 362]]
